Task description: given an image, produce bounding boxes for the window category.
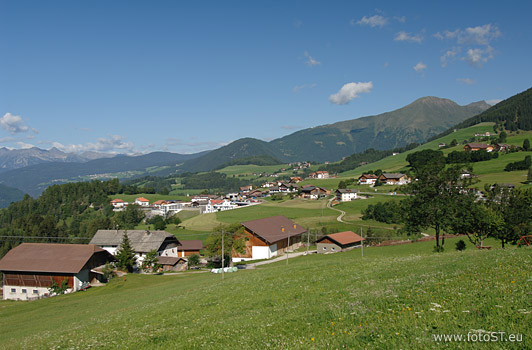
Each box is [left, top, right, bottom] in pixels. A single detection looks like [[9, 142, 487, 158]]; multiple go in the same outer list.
[[22, 289, 27, 293], [33, 290, 38, 294], [331, 247, 335, 251], [323, 247, 326, 250], [10, 288, 16, 293]]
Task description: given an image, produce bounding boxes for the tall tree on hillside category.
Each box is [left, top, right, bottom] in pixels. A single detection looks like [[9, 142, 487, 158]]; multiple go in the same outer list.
[[204, 223, 247, 267], [450, 202, 504, 247], [115, 232, 136, 272], [523, 138, 531, 151], [403, 151, 469, 250]]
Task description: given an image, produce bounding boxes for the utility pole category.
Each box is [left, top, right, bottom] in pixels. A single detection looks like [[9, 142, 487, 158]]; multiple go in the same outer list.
[[286, 235, 290, 265], [221, 229, 225, 281], [360, 227, 364, 258], [306, 228, 309, 255]]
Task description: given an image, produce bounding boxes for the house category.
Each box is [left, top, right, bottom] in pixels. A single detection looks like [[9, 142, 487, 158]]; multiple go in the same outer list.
[[158, 201, 186, 216], [152, 200, 167, 208], [110, 199, 127, 209], [90, 229, 181, 264], [156, 257, 188, 272], [246, 189, 264, 198], [177, 240, 203, 257], [464, 143, 494, 152], [494, 143, 510, 152], [240, 185, 253, 193], [335, 189, 358, 201], [474, 132, 491, 137], [0, 243, 115, 301], [200, 199, 238, 214], [378, 173, 411, 185], [289, 177, 303, 183], [315, 231, 364, 253], [300, 186, 330, 199], [233, 216, 306, 262], [309, 171, 329, 179], [270, 183, 297, 194], [135, 197, 150, 206], [438, 143, 446, 148], [261, 182, 276, 188], [358, 174, 378, 185]]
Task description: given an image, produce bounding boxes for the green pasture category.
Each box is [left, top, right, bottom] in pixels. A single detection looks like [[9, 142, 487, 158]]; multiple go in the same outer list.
[[0, 239, 529, 349]]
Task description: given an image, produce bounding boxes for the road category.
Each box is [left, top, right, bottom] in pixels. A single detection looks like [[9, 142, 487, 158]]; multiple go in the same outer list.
[[327, 198, 348, 223]]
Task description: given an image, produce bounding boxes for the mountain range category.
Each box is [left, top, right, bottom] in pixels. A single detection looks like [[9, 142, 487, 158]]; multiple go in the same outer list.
[[0, 95, 492, 198]]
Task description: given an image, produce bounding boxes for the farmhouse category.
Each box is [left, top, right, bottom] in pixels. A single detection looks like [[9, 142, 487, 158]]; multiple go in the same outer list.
[[233, 216, 306, 262], [135, 197, 150, 206], [110, 199, 127, 209], [177, 240, 203, 257], [309, 171, 329, 179], [335, 189, 358, 201], [0, 243, 115, 301], [300, 186, 330, 199], [378, 173, 411, 185], [90, 229, 181, 264], [464, 143, 494, 152], [200, 199, 238, 214], [315, 231, 364, 254], [358, 174, 378, 185]]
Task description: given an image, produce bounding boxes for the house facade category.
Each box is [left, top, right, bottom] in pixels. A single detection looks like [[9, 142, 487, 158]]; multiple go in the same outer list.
[[464, 143, 494, 152], [300, 186, 330, 199], [135, 197, 150, 206], [315, 231, 364, 254], [335, 189, 358, 201], [358, 174, 378, 185], [232, 216, 306, 262], [90, 230, 181, 264], [378, 173, 411, 185], [0, 243, 115, 301], [309, 171, 329, 179], [178, 240, 203, 257]]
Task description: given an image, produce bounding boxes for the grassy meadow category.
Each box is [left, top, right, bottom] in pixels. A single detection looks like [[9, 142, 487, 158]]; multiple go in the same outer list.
[[0, 239, 530, 349]]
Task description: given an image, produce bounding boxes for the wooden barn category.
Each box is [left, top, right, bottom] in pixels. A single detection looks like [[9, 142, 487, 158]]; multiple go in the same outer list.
[[0, 243, 115, 301]]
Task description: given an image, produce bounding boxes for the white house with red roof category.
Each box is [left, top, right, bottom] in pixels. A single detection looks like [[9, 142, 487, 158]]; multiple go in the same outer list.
[[110, 199, 127, 209], [135, 197, 150, 206], [200, 199, 238, 214]]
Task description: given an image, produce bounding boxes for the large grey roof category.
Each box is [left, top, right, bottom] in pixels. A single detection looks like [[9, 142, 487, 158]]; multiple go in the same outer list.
[[90, 230, 180, 253]]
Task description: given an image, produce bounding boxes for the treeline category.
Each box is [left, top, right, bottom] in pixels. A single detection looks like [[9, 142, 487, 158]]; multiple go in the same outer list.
[[430, 86, 532, 141], [0, 179, 144, 257], [319, 143, 420, 174], [505, 155, 531, 172], [180, 172, 250, 192], [446, 150, 499, 164]]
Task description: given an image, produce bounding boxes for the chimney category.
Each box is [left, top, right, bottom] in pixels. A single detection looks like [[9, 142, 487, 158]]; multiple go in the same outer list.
[[281, 226, 285, 232], [293, 224, 297, 229]]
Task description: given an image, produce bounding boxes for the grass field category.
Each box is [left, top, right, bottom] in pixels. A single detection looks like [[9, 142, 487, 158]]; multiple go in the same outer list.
[[1, 239, 530, 349]]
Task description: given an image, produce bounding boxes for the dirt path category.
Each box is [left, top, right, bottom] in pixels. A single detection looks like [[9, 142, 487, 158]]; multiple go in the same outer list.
[[327, 199, 348, 223]]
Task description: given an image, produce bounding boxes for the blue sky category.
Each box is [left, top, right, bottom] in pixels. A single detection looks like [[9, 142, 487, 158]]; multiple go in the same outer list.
[[1, 0, 532, 154]]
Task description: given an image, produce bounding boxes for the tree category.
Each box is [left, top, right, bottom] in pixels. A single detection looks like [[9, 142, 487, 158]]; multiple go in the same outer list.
[[204, 223, 247, 267], [406, 149, 445, 174], [450, 139, 458, 147], [523, 138, 531, 151], [115, 232, 136, 272], [187, 254, 200, 267], [498, 131, 507, 143], [451, 202, 504, 247], [403, 165, 469, 250], [48, 279, 69, 295], [527, 168, 532, 184], [141, 249, 161, 273], [146, 215, 166, 230]]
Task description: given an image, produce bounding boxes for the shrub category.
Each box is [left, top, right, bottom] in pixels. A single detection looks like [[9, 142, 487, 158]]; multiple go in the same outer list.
[[455, 239, 467, 251], [188, 254, 200, 267]]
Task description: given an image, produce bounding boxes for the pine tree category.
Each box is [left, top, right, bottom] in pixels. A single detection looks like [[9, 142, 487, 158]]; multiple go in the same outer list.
[[523, 138, 530, 151], [115, 231, 136, 272]]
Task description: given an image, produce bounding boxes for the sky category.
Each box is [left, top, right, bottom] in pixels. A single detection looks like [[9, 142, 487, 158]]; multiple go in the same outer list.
[[2, 0, 532, 155]]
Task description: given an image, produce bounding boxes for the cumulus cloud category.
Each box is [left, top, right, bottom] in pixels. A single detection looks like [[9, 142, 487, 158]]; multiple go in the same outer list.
[[459, 24, 501, 45], [457, 78, 476, 85], [329, 82, 373, 105], [464, 46, 494, 66], [355, 15, 388, 28], [293, 83, 317, 93], [52, 135, 134, 153], [304, 51, 321, 67], [413, 62, 427, 75], [440, 47, 461, 67], [394, 31, 424, 43], [0, 113, 32, 134]]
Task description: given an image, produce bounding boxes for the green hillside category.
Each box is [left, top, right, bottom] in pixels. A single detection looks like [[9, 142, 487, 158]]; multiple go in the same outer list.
[[1, 240, 529, 349], [0, 184, 25, 209]]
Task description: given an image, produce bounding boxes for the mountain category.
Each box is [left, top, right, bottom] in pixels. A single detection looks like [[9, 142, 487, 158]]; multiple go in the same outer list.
[[268, 97, 490, 163], [441, 87, 532, 133], [0, 147, 114, 173], [0, 183, 25, 208], [0, 151, 207, 197], [174, 96, 490, 172]]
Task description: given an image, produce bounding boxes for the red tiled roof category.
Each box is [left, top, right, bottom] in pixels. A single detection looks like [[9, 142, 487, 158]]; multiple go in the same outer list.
[[153, 200, 167, 205], [110, 199, 124, 203], [136, 197, 149, 202], [316, 231, 364, 246]]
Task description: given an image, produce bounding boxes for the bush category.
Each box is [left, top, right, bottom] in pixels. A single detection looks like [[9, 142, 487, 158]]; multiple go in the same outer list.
[[102, 262, 116, 280], [455, 239, 467, 251], [188, 254, 200, 267]]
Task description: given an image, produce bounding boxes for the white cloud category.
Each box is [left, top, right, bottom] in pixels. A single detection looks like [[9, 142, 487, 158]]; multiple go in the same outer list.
[[16, 141, 35, 149], [440, 47, 461, 67], [413, 61, 427, 74], [52, 135, 134, 153], [0, 113, 32, 134], [329, 82, 373, 105], [457, 78, 476, 85], [394, 16, 406, 23], [355, 15, 388, 28], [464, 46, 494, 66], [486, 99, 503, 106], [394, 31, 424, 43], [459, 24, 501, 45], [293, 83, 317, 93], [304, 51, 321, 67]]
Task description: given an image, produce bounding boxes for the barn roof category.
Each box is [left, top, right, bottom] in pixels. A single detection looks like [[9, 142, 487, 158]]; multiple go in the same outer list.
[[241, 216, 306, 244], [0, 243, 112, 274], [179, 240, 203, 251], [90, 230, 180, 253], [316, 231, 364, 246]]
